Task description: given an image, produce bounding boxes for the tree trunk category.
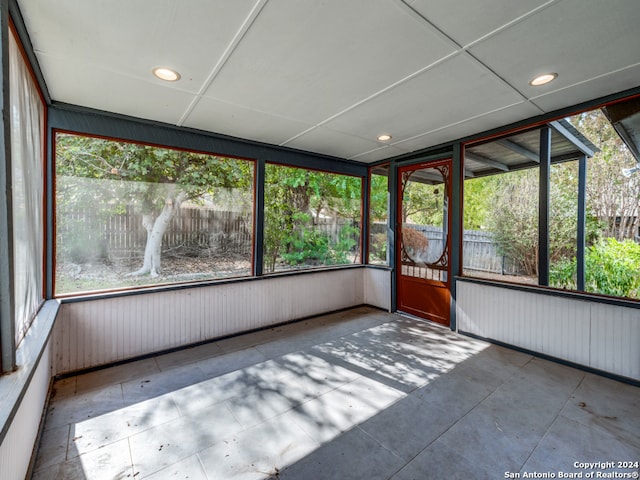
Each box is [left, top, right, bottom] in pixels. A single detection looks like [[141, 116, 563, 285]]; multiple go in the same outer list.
[[129, 195, 182, 277]]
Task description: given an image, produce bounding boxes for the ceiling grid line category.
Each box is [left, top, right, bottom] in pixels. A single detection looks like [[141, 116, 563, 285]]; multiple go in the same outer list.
[[386, 101, 527, 150], [279, 50, 463, 147], [399, 0, 549, 114], [177, 0, 269, 126], [19, 0, 640, 163], [460, 0, 560, 50], [286, 0, 559, 152]]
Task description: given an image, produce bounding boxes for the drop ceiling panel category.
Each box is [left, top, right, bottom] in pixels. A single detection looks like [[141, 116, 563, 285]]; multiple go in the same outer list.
[[284, 127, 395, 160], [19, 0, 258, 93], [394, 101, 541, 152], [323, 54, 527, 143], [36, 54, 196, 125], [350, 145, 410, 163], [531, 63, 640, 113], [14, 1, 640, 162], [469, 0, 640, 107], [185, 96, 314, 147], [406, 0, 552, 47], [198, 0, 457, 125]]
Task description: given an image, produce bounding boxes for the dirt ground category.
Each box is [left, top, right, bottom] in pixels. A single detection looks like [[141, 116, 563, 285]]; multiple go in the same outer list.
[[56, 253, 252, 294]]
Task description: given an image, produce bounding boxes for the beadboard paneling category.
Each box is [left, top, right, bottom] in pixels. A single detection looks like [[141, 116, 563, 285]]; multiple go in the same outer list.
[[590, 303, 640, 381], [54, 268, 365, 375], [0, 342, 51, 480], [364, 268, 391, 311], [457, 281, 639, 381]]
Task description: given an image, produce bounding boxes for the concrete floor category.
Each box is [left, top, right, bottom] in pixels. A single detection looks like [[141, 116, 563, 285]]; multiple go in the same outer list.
[[32, 306, 640, 480]]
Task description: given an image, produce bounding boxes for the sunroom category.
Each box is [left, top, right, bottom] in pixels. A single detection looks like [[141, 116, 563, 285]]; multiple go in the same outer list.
[[1, 1, 639, 479]]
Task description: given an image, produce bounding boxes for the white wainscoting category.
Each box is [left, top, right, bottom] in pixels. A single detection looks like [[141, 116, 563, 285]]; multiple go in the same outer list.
[[364, 267, 391, 311], [456, 280, 640, 381], [53, 268, 366, 375], [0, 342, 52, 480]]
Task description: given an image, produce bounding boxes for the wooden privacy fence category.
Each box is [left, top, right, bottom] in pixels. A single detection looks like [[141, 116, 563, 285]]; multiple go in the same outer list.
[[394, 224, 523, 276], [59, 206, 360, 260], [60, 207, 514, 273], [58, 206, 253, 259]]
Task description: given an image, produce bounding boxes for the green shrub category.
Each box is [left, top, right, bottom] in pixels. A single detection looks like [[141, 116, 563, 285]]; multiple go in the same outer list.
[[550, 238, 640, 298]]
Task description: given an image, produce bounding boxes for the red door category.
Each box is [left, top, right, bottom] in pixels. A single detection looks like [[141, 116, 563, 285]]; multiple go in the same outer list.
[[397, 160, 452, 326]]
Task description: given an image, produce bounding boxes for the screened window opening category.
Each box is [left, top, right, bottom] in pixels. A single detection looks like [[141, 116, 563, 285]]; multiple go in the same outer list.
[[552, 108, 640, 300], [463, 105, 640, 301], [463, 136, 541, 286], [54, 133, 254, 295], [368, 165, 389, 265], [263, 164, 362, 273]]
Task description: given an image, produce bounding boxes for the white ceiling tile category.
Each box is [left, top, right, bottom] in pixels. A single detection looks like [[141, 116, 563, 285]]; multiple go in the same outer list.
[[469, 0, 640, 101], [19, 0, 257, 93], [202, 0, 457, 124], [349, 145, 409, 163], [323, 54, 526, 141], [407, 0, 551, 47], [284, 127, 392, 160], [37, 54, 196, 125], [394, 102, 541, 152], [531, 63, 640, 113], [183, 96, 313, 146], [15, 0, 640, 161]]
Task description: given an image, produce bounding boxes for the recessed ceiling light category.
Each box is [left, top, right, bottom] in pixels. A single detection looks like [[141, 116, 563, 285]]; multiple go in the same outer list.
[[529, 73, 557, 86], [152, 67, 181, 82], [377, 134, 392, 142]]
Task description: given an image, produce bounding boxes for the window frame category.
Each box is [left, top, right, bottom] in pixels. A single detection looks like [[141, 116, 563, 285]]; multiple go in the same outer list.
[[52, 129, 258, 297], [460, 96, 640, 305], [262, 160, 365, 274]]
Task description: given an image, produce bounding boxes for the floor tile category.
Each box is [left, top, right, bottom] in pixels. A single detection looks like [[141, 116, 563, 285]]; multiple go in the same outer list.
[[68, 395, 181, 458], [560, 372, 640, 448], [32, 438, 133, 480], [291, 375, 405, 440], [169, 368, 263, 417], [129, 401, 243, 478], [198, 413, 319, 480], [45, 384, 124, 430], [195, 347, 268, 378], [414, 367, 494, 417], [522, 415, 640, 476], [391, 436, 494, 480], [279, 427, 405, 480], [154, 341, 224, 371], [141, 454, 209, 480], [32, 424, 70, 471], [224, 385, 301, 429], [75, 357, 160, 392], [358, 392, 459, 461], [121, 362, 209, 404]]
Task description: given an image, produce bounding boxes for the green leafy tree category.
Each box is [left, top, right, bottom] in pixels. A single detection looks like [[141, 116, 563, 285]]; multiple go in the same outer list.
[[485, 168, 540, 276], [56, 133, 252, 277], [263, 165, 361, 272], [570, 110, 640, 241], [368, 172, 389, 263]]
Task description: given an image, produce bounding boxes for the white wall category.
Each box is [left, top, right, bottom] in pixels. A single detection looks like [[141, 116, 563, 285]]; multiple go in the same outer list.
[[0, 342, 52, 480], [456, 280, 640, 381], [364, 267, 391, 311], [53, 268, 368, 375]]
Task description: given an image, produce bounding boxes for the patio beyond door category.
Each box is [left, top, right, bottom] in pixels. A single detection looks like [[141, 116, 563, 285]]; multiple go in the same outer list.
[[397, 160, 452, 326]]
